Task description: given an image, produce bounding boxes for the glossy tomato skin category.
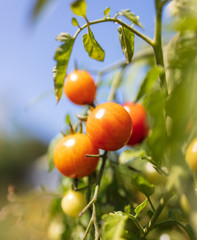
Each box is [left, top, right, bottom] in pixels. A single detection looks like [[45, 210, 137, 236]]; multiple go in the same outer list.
[[185, 138, 197, 171], [53, 133, 99, 178], [86, 102, 132, 151], [64, 70, 96, 105], [61, 191, 87, 218], [123, 102, 149, 146]]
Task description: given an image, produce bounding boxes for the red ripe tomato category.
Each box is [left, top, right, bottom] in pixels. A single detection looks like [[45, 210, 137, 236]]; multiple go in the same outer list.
[[123, 102, 149, 146], [64, 70, 96, 105], [53, 133, 99, 178], [86, 102, 132, 151]]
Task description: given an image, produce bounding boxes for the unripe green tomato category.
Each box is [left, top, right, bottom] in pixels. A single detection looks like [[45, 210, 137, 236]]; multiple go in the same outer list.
[[47, 219, 64, 240], [61, 191, 87, 218], [185, 138, 197, 171], [144, 162, 166, 185]]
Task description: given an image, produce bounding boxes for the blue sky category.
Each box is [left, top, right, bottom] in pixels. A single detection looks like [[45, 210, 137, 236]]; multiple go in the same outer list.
[[0, 0, 159, 143]]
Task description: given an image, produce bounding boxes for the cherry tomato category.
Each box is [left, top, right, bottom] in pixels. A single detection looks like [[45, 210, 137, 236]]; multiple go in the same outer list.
[[61, 191, 87, 218], [53, 133, 99, 178], [185, 138, 197, 171], [123, 102, 149, 146], [144, 162, 166, 185], [86, 102, 132, 151], [64, 70, 96, 105]]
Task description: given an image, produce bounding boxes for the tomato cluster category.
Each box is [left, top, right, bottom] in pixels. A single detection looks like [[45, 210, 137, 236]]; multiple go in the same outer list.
[[53, 69, 150, 217]]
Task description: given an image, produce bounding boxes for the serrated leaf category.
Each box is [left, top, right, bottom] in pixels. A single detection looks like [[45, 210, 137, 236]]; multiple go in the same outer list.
[[83, 28, 105, 61], [118, 26, 135, 63], [120, 10, 143, 28], [102, 212, 128, 240], [71, 0, 86, 17], [72, 17, 79, 26], [135, 66, 164, 101], [47, 134, 63, 172], [132, 174, 154, 197], [104, 7, 110, 17], [134, 198, 148, 218], [53, 33, 75, 102], [119, 149, 147, 165]]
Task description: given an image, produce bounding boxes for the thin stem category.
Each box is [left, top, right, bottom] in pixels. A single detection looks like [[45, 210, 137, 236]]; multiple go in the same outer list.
[[154, 219, 191, 238], [144, 190, 173, 237], [90, 47, 153, 76], [129, 215, 145, 237], [79, 152, 107, 216], [153, 0, 167, 91], [147, 196, 155, 212], [74, 17, 153, 46], [93, 204, 100, 240], [82, 212, 94, 240]]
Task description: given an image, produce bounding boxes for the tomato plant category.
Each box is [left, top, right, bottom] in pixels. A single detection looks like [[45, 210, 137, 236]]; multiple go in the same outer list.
[[86, 102, 132, 151], [185, 138, 197, 171], [64, 70, 96, 105], [61, 191, 87, 218], [123, 102, 149, 146], [26, 0, 197, 239], [53, 133, 99, 178]]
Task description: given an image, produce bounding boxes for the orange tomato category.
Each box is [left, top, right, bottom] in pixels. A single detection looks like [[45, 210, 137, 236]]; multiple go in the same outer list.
[[64, 70, 96, 105], [86, 102, 132, 151], [53, 133, 99, 178], [123, 102, 149, 146]]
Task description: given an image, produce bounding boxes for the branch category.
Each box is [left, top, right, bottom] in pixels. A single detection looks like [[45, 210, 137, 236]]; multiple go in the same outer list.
[[144, 190, 173, 237], [79, 151, 107, 216], [74, 17, 153, 46]]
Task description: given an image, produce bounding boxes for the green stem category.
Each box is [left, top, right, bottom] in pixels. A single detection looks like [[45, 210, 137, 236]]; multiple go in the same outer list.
[[153, 0, 167, 91], [93, 204, 100, 240], [154, 219, 189, 234], [79, 152, 107, 216], [74, 17, 153, 46], [144, 190, 173, 237], [82, 212, 94, 240], [147, 196, 155, 212], [129, 215, 145, 237]]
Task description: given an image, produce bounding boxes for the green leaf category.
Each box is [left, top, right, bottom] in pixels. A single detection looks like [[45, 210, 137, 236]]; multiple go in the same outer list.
[[47, 134, 63, 172], [132, 174, 154, 197], [104, 7, 110, 17], [32, 0, 50, 19], [102, 212, 128, 240], [65, 113, 71, 125], [71, 0, 87, 17], [54, 33, 75, 102], [134, 198, 148, 218], [124, 205, 131, 214], [72, 17, 79, 26], [118, 26, 135, 63], [120, 10, 143, 28], [119, 149, 147, 165], [135, 65, 164, 101], [83, 28, 105, 61]]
